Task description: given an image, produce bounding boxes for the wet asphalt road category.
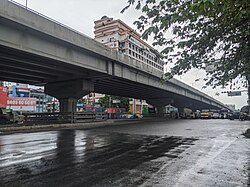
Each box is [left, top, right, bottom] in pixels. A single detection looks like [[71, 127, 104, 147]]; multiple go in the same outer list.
[[0, 119, 249, 187]]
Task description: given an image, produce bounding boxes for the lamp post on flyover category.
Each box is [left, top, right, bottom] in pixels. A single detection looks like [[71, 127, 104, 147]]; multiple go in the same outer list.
[[221, 89, 249, 106], [247, 79, 250, 106]]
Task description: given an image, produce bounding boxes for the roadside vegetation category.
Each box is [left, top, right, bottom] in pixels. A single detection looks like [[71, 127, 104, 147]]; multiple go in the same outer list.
[[122, 0, 250, 93], [243, 128, 250, 138]]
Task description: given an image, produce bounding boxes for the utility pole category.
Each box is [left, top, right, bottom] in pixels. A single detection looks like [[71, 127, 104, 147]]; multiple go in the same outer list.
[[109, 95, 111, 108], [247, 79, 250, 106]]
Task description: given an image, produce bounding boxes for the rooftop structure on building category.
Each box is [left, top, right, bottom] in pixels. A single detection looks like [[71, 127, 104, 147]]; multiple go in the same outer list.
[[94, 16, 165, 72]]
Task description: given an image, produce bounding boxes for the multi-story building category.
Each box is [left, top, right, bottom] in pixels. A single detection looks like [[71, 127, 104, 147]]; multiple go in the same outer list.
[[93, 16, 165, 114], [94, 16, 165, 72]]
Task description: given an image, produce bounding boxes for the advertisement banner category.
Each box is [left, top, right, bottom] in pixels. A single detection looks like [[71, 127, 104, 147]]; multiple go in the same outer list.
[[0, 86, 8, 108], [7, 97, 36, 111]]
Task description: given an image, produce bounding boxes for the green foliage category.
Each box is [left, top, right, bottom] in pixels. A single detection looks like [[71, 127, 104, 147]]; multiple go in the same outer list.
[[122, 0, 250, 88], [77, 98, 86, 104], [98, 95, 129, 111], [243, 128, 250, 138], [98, 95, 110, 109]]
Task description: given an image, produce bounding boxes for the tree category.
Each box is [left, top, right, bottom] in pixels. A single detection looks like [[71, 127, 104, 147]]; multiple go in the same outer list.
[[98, 95, 110, 109], [122, 0, 250, 90], [77, 98, 86, 104], [98, 95, 130, 111]]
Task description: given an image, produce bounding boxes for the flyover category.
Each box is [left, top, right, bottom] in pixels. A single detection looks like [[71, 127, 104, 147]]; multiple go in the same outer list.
[[0, 0, 227, 112]]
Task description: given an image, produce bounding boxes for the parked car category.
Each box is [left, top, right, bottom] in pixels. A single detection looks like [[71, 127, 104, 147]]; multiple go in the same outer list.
[[212, 112, 220, 119], [220, 108, 229, 119], [228, 111, 240, 120], [200, 109, 212, 119], [239, 112, 250, 121], [0, 108, 25, 125], [190, 110, 200, 119], [239, 105, 250, 121], [129, 114, 143, 119]]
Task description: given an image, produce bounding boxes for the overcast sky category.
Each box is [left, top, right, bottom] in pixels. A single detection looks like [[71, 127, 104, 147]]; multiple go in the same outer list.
[[13, 0, 248, 109]]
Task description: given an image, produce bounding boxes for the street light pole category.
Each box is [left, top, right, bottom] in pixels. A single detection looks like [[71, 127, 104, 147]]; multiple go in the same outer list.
[[25, 0, 28, 8], [247, 79, 250, 106]]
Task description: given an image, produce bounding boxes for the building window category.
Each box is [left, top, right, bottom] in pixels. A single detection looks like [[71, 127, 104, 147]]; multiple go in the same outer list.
[[109, 37, 115, 42], [119, 49, 126, 53], [119, 42, 125, 48]]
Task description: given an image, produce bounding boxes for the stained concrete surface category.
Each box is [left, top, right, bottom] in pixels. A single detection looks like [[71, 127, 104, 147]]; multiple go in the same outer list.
[[0, 119, 249, 186]]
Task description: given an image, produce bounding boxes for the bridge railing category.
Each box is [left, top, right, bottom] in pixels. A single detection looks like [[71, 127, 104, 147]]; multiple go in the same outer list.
[[23, 112, 108, 125], [8, 0, 92, 39]]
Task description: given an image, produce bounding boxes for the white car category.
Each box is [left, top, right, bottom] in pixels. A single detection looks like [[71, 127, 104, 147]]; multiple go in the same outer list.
[[212, 112, 220, 119]]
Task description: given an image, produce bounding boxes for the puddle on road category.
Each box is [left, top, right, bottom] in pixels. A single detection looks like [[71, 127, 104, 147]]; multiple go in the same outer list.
[[0, 130, 198, 187]]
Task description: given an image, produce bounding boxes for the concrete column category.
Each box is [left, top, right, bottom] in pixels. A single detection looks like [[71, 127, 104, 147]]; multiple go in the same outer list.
[[178, 107, 185, 113], [156, 106, 165, 114], [178, 107, 185, 118], [45, 79, 94, 113], [147, 98, 173, 115], [59, 98, 78, 113]]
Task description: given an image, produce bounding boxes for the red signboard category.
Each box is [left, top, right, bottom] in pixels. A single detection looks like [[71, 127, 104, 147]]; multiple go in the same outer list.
[[105, 108, 126, 113], [0, 86, 36, 111], [7, 97, 36, 111], [0, 86, 8, 108]]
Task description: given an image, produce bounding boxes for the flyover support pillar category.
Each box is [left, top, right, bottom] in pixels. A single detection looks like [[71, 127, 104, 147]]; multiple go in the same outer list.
[[59, 98, 78, 113], [147, 98, 173, 117], [178, 107, 185, 118], [45, 79, 94, 113], [156, 106, 165, 114]]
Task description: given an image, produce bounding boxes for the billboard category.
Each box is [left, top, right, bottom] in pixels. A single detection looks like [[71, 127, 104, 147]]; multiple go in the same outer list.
[[0, 86, 8, 108], [227, 91, 241, 96], [105, 108, 126, 113], [7, 97, 36, 111]]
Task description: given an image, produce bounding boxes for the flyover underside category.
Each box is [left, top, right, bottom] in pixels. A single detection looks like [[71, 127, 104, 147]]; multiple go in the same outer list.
[[0, 44, 102, 85], [95, 79, 215, 110], [0, 44, 213, 110]]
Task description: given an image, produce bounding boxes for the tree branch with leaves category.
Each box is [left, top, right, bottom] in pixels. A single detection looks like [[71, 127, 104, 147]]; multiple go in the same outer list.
[[122, 0, 250, 90]]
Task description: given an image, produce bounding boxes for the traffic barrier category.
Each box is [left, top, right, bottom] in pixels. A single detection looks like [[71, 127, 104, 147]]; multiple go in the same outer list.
[[23, 112, 108, 125]]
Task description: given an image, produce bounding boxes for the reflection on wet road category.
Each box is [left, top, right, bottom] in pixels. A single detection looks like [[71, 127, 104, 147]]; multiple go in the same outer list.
[[0, 119, 249, 186], [0, 130, 196, 186]]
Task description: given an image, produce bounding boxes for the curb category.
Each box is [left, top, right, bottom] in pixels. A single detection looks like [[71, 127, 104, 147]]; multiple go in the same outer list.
[[0, 118, 167, 134]]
